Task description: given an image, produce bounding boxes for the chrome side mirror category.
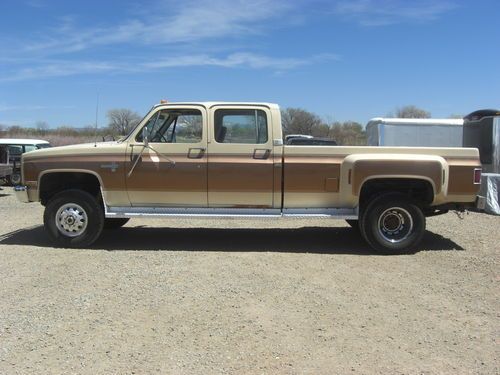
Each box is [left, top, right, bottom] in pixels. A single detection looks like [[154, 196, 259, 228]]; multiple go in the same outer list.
[[142, 127, 149, 147]]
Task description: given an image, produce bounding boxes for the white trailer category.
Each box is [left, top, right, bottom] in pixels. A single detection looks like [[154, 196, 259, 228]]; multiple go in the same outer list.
[[366, 118, 463, 147]]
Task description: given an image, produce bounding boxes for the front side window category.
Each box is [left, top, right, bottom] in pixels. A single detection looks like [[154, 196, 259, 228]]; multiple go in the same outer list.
[[24, 145, 37, 153], [8, 145, 23, 155], [137, 109, 203, 143], [214, 109, 268, 144]]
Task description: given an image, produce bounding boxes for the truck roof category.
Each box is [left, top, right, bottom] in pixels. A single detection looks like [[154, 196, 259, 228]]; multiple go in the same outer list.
[[152, 101, 280, 110], [0, 138, 50, 145]]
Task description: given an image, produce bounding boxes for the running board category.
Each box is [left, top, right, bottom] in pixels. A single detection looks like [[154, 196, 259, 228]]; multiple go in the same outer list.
[[105, 206, 358, 220]]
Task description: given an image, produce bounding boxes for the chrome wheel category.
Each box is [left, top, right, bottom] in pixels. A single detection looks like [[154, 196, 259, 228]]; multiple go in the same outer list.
[[377, 207, 413, 244], [55, 203, 88, 237]]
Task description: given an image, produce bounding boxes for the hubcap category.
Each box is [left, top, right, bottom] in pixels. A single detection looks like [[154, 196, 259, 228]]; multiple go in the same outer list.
[[55, 203, 88, 237], [377, 207, 413, 244]]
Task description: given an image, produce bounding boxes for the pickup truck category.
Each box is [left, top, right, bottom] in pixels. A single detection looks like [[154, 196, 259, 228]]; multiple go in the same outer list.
[[15, 102, 483, 253]]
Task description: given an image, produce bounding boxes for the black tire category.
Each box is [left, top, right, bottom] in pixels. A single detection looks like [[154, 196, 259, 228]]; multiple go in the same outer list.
[[103, 218, 130, 230], [43, 189, 104, 248], [9, 172, 21, 186], [360, 193, 425, 254]]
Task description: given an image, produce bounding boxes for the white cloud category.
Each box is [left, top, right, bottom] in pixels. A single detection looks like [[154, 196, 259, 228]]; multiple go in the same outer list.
[[22, 0, 293, 54], [144, 53, 339, 70], [0, 0, 339, 82], [0, 61, 118, 82], [0, 53, 339, 82], [334, 0, 457, 26]]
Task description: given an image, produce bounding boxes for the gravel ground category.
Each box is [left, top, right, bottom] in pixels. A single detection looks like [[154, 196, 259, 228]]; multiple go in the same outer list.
[[0, 186, 498, 374]]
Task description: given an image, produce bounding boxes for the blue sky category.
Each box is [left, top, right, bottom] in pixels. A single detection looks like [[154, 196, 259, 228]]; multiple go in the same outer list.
[[0, 0, 499, 128]]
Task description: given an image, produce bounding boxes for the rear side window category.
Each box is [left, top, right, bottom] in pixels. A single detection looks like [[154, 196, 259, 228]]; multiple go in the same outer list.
[[214, 109, 268, 144]]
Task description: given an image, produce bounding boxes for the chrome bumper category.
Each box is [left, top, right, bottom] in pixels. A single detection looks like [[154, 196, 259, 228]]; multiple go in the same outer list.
[[14, 185, 30, 203]]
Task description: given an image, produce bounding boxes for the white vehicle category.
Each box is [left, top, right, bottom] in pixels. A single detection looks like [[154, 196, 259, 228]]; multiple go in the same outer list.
[[366, 118, 463, 147], [0, 138, 51, 185]]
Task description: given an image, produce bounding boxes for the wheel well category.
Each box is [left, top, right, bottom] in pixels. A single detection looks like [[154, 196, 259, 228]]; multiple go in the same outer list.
[[359, 178, 434, 210], [39, 172, 101, 205]]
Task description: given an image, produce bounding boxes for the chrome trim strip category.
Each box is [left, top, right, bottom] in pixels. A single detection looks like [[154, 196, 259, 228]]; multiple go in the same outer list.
[[282, 207, 358, 219], [104, 206, 358, 219]]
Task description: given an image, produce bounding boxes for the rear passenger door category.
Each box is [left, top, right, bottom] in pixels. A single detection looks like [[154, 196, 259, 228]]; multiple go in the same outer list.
[[207, 106, 275, 208]]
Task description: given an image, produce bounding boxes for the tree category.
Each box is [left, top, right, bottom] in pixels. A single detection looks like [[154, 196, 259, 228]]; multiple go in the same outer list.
[[328, 121, 366, 145], [393, 105, 431, 119], [107, 108, 141, 135], [281, 108, 324, 136]]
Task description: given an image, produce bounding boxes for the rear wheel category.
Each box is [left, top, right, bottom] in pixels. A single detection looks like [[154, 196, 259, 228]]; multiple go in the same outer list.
[[43, 189, 104, 247], [103, 218, 130, 229], [360, 193, 425, 254]]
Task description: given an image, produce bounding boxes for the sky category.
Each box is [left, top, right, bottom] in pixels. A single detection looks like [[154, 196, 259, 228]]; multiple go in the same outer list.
[[0, 0, 499, 128]]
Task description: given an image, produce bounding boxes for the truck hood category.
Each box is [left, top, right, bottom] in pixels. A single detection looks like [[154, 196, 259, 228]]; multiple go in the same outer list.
[[22, 141, 126, 161]]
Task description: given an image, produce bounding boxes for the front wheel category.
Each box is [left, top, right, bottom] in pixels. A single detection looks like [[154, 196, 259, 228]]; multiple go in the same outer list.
[[360, 193, 425, 254], [43, 190, 104, 247]]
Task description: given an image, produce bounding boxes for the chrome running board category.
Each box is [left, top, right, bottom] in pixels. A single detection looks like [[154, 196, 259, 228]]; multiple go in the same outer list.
[[105, 206, 358, 220]]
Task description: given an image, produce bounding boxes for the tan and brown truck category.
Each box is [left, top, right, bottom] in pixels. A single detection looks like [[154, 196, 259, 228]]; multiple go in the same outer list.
[[15, 102, 483, 253]]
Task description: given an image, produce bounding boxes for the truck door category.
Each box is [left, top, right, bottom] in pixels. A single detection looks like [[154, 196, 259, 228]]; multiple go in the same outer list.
[[126, 106, 208, 207], [207, 106, 275, 208]]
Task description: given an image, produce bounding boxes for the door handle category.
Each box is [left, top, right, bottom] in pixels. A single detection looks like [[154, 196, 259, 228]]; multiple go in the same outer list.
[[188, 148, 206, 159], [253, 149, 271, 159]]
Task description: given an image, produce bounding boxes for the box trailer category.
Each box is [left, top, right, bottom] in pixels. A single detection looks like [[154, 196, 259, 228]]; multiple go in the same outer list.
[[366, 118, 463, 147]]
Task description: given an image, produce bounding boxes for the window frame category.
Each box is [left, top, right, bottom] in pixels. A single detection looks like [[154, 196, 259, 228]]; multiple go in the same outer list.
[[213, 108, 269, 145], [134, 107, 204, 145]]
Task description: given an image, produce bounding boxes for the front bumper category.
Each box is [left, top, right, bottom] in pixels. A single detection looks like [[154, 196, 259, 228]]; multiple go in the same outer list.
[[14, 185, 30, 203]]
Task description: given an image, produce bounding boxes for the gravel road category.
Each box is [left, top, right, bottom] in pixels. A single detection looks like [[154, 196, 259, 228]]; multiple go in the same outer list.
[[0, 187, 498, 374]]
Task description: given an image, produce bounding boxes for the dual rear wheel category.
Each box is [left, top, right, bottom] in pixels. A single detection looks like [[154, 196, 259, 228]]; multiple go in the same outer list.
[[348, 193, 426, 254]]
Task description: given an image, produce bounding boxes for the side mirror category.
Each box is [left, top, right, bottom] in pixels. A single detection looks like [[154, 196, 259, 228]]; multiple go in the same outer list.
[[142, 127, 149, 147]]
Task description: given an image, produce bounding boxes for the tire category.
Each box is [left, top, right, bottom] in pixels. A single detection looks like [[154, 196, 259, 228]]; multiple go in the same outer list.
[[103, 218, 130, 230], [360, 193, 425, 254], [43, 189, 104, 247], [9, 172, 21, 186]]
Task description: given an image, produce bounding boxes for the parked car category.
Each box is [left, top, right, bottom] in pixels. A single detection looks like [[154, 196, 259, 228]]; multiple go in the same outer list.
[[0, 139, 51, 185], [0, 145, 13, 183]]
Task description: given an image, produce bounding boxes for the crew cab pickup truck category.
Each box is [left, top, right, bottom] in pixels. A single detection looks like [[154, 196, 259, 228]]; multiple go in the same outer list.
[[15, 102, 483, 253]]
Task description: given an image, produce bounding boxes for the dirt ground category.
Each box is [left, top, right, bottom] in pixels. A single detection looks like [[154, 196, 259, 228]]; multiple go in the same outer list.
[[0, 187, 498, 374]]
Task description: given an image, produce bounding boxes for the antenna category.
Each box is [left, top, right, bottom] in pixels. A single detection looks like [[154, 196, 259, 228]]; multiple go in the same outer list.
[[94, 92, 99, 147]]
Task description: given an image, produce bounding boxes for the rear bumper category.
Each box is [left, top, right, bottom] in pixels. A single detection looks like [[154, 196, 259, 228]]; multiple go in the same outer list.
[[14, 185, 30, 203]]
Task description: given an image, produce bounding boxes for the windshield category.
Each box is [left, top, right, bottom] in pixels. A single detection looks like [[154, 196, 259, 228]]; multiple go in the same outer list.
[[119, 108, 152, 143]]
